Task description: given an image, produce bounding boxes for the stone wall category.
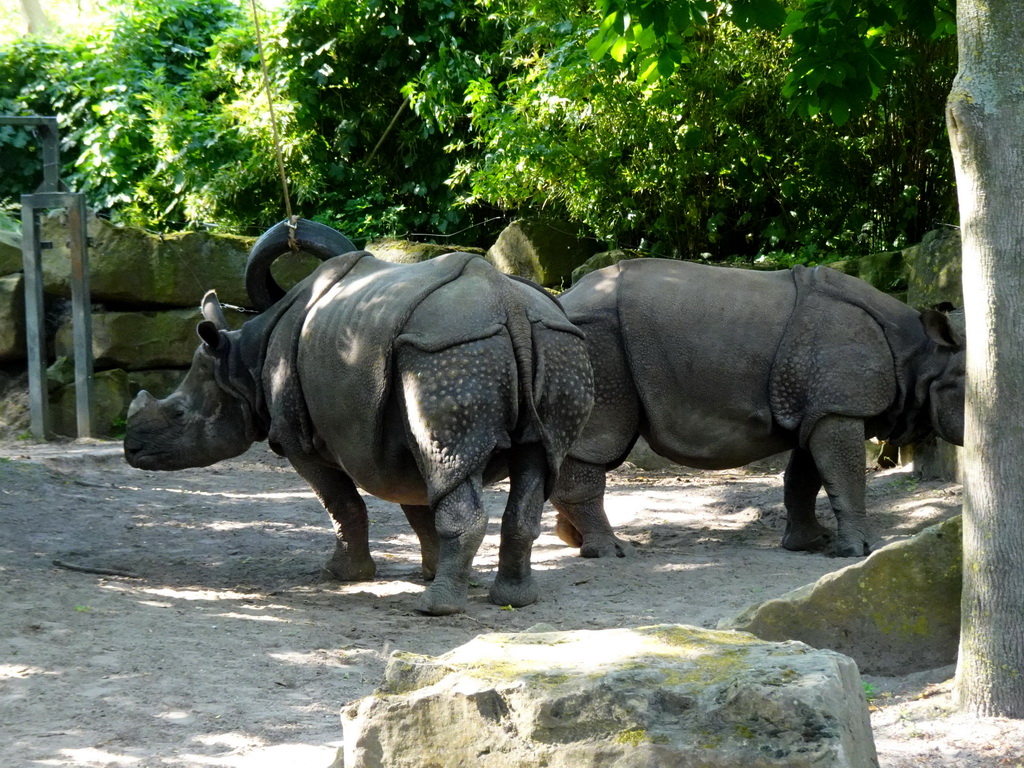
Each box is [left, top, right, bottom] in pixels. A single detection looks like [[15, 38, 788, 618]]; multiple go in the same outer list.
[[0, 212, 263, 437]]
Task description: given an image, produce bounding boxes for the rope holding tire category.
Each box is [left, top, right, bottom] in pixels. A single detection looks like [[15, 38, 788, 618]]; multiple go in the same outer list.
[[246, 3, 356, 308]]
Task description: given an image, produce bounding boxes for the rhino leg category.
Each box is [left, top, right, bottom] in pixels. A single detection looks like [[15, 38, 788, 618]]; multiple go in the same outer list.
[[289, 456, 376, 581], [415, 476, 487, 616], [400, 504, 439, 581], [806, 415, 872, 557], [550, 457, 632, 558], [490, 444, 547, 609], [781, 447, 832, 552]]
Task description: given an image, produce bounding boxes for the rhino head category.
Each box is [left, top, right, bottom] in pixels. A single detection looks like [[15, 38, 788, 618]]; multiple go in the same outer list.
[[124, 292, 259, 471], [920, 308, 966, 447]]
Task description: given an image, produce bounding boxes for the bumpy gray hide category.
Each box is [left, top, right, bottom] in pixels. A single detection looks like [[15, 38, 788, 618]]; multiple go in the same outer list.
[[550, 259, 965, 559], [124, 250, 593, 616]]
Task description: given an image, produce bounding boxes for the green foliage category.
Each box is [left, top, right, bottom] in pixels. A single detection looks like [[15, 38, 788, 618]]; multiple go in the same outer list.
[[268, 0, 509, 243], [0, 0, 958, 260], [458, 6, 955, 257], [0, 0, 249, 229], [589, 0, 956, 125]]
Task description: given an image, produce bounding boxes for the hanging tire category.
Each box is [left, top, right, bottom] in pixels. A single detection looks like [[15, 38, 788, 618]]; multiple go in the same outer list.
[[245, 218, 357, 310]]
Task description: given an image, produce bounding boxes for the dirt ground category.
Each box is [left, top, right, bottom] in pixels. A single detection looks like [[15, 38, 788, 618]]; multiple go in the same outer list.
[[2, 429, 1024, 767]]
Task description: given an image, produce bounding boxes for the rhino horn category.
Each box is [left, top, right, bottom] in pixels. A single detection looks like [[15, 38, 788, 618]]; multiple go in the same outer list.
[[245, 217, 357, 311], [126, 390, 163, 422]]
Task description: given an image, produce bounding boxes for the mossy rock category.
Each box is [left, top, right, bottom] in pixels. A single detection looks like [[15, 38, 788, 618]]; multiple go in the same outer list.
[[366, 238, 485, 264], [0, 230, 21, 276], [40, 211, 255, 308], [571, 248, 645, 284], [0, 273, 25, 361], [45, 362, 187, 438], [342, 624, 878, 767], [47, 367, 132, 438], [54, 305, 249, 370], [487, 219, 602, 288], [719, 515, 962, 676], [828, 250, 908, 301], [904, 228, 962, 310], [126, 369, 187, 399]]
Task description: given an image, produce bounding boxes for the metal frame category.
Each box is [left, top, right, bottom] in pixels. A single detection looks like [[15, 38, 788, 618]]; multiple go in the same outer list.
[[1, 115, 93, 439]]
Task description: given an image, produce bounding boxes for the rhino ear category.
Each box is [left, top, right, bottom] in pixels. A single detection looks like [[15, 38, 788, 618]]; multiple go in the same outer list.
[[201, 290, 229, 330], [920, 308, 963, 349], [197, 320, 224, 351]]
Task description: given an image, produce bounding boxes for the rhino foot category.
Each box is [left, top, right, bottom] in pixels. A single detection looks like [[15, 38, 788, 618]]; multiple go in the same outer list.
[[580, 535, 633, 558], [555, 511, 632, 558], [320, 550, 376, 582], [835, 532, 872, 558], [489, 573, 539, 609], [414, 582, 468, 616], [781, 521, 833, 553]]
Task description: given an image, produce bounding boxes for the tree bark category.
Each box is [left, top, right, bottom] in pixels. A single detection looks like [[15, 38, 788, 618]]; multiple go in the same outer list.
[[947, 0, 1024, 718], [19, 0, 52, 36]]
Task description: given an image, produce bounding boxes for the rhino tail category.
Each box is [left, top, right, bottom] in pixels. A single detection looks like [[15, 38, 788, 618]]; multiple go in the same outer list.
[[506, 283, 592, 498]]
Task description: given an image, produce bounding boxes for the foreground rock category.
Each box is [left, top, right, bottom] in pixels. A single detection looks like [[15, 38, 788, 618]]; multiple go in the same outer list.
[[720, 516, 962, 676], [338, 624, 878, 767]]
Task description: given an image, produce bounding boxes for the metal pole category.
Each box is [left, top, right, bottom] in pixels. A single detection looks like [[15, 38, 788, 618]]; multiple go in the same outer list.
[[2, 116, 94, 440], [19, 199, 49, 439], [37, 117, 61, 193], [68, 196, 93, 437]]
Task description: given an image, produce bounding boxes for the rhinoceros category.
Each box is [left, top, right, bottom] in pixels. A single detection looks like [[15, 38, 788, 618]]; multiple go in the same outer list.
[[123, 220, 594, 615], [548, 258, 965, 559]]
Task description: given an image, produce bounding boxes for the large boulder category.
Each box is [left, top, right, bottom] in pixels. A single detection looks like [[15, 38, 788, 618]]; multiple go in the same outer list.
[[0, 273, 25, 361], [54, 305, 249, 370], [40, 211, 252, 307], [0, 229, 21, 276], [339, 624, 878, 768], [46, 367, 132, 438], [904, 228, 962, 310], [365, 238, 485, 264], [127, 369, 188, 399], [571, 248, 644, 284], [487, 220, 602, 288], [827, 250, 908, 302], [809, 228, 963, 313], [44, 364, 186, 438], [719, 515, 962, 676]]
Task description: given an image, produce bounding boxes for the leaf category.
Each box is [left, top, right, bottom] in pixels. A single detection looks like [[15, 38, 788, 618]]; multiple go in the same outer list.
[[634, 24, 657, 50], [780, 9, 807, 37], [637, 53, 661, 83], [609, 36, 629, 63], [829, 99, 850, 126], [730, 0, 787, 31]]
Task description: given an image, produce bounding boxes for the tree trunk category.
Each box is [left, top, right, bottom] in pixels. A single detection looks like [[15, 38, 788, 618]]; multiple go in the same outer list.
[[947, 0, 1024, 718], [19, 0, 52, 36]]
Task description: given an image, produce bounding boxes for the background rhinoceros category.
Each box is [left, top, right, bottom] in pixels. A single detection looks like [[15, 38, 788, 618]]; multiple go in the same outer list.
[[549, 258, 965, 559], [124, 221, 594, 615]]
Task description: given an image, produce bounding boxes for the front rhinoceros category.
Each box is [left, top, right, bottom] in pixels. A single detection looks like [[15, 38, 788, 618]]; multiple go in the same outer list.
[[124, 221, 593, 616], [549, 258, 965, 559]]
